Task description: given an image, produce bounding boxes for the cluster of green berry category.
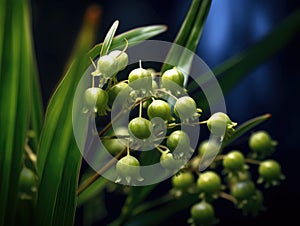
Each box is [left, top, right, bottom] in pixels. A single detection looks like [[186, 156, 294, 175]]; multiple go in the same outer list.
[[80, 46, 284, 225], [170, 130, 284, 225]]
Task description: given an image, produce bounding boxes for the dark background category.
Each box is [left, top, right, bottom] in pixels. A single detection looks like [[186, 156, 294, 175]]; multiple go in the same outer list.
[[31, 0, 300, 225]]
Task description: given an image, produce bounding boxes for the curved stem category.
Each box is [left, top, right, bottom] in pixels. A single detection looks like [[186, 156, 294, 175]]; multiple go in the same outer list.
[[220, 192, 237, 205], [77, 147, 126, 196]]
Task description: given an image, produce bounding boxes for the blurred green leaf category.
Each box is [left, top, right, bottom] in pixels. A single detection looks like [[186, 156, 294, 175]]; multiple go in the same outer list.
[[126, 194, 198, 226], [36, 19, 167, 226], [188, 8, 300, 98], [223, 113, 272, 147], [77, 176, 107, 206], [0, 0, 37, 225]]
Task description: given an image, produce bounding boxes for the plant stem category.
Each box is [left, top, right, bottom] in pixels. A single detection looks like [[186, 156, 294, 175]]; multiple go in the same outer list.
[[77, 147, 126, 196], [244, 158, 261, 165], [220, 191, 237, 205], [139, 100, 142, 117]]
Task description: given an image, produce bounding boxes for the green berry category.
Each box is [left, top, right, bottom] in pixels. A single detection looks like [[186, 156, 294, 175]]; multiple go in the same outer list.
[[174, 96, 198, 120], [109, 50, 128, 71], [147, 99, 172, 121], [197, 171, 222, 195], [19, 167, 36, 194], [92, 55, 117, 77], [108, 82, 130, 106], [167, 130, 190, 152], [223, 151, 245, 171], [102, 127, 128, 155], [207, 112, 236, 137], [240, 190, 264, 216], [116, 155, 143, 182], [190, 201, 216, 226], [128, 68, 152, 91], [84, 87, 109, 115], [172, 172, 194, 190], [231, 180, 256, 201], [160, 152, 183, 170], [258, 160, 282, 181], [198, 140, 220, 156], [161, 67, 184, 90], [249, 130, 276, 157], [128, 117, 152, 139]]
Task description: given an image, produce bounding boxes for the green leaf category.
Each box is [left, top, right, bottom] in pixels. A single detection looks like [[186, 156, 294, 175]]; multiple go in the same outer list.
[[222, 113, 272, 147], [77, 176, 107, 206], [126, 194, 198, 226], [36, 23, 167, 226], [100, 20, 119, 56], [0, 0, 36, 225], [161, 0, 212, 73], [187, 8, 300, 96], [88, 24, 167, 58]]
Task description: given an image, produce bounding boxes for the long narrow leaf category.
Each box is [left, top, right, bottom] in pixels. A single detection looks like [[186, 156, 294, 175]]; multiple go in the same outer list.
[[0, 0, 35, 225], [161, 0, 201, 72], [188, 8, 300, 96], [100, 20, 119, 56], [222, 113, 271, 147], [36, 23, 167, 226]]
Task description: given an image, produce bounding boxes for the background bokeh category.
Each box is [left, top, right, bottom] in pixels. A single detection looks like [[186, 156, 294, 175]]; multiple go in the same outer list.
[[31, 0, 300, 225]]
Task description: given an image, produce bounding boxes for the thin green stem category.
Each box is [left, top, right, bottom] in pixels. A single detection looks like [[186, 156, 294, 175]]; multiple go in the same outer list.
[[220, 192, 237, 205], [139, 101, 143, 117], [77, 147, 126, 196]]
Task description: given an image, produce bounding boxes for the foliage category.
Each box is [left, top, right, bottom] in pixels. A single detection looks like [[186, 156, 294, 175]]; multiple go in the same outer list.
[[0, 0, 299, 226]]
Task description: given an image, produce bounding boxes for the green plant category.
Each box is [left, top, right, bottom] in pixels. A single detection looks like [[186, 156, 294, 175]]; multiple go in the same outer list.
[[1, 0, 299, 226]]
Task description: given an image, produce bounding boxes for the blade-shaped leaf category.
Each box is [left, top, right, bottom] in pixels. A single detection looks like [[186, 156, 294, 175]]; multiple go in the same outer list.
[[100, 20, 119, 56], [161, 0, 212, 74], [88, 25, 167, 58], [36, 22, 167, 226], [0, 0, 36, 225], [222, 113, 271, 147], [188, 8, 300, 97], [77, 176, 107, 206], [126, 194, 198, 226]]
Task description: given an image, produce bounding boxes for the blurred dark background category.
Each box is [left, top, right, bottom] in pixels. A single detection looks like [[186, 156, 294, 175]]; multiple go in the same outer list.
[[31, 0, 300, 225]]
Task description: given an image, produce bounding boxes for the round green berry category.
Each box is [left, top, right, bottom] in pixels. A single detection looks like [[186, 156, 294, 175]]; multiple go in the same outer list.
[[84, 87, 109, 114], [108, 50, 128, 71], [93, 55, 117, 77], [198, 140, 220, 156], [249, 130, 276, 154], [19, 167, 36, 194], [197, 171, 222, 195], [161, 67, 184, 90], [128, 117, 152, 139], [172, 172, 194, 190], [160, 152, 183, 170], [128, 68, 152, 91], [174, 96, 198, 120], [167, 130, 190, 152], [207, 112, 235, 137], [223, 151, 245, 171], [102, 127, 128, 155], [190, 201, 216, 226], [258, 160, 282, 181], [231, 180, 256, 201], [147, 99, 172, 121], [116, 155, 141, 178], [107, 82, 130, 106]]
